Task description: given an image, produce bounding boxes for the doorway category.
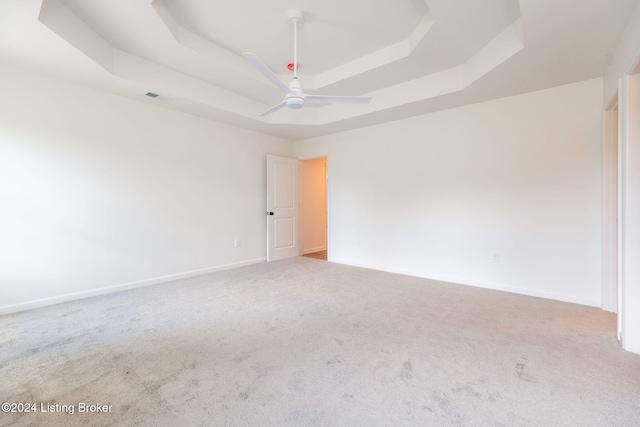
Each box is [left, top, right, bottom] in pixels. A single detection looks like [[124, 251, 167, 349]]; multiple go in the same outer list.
[[618, 67, 640, 352], [299, 157, 328, 261]]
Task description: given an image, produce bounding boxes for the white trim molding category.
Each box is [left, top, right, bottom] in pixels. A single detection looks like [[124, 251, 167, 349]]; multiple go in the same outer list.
[[0, 259, 264, 316]]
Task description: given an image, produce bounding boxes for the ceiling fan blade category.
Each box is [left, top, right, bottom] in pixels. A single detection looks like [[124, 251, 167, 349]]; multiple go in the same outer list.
[[242, 52, 289, 94], [305, 94, 372, 104], [260, 101, 287, 117]]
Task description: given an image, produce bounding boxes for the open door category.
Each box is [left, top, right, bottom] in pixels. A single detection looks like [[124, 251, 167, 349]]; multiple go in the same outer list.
[[266, 155, 299, 261]]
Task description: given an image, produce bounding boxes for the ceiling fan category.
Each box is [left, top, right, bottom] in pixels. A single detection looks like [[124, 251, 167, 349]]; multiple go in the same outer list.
[[242, 10, 372, 117]]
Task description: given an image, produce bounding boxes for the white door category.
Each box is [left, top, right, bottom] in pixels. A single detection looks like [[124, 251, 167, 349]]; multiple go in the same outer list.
[[267, 155, 299, 261]]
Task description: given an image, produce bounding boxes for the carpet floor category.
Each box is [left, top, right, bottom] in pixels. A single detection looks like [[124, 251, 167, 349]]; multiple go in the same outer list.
[[1, 257, 639, 426]]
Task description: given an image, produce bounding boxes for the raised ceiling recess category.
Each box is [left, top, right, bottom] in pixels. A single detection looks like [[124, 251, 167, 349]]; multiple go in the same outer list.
[[0, 0, 632, 139]]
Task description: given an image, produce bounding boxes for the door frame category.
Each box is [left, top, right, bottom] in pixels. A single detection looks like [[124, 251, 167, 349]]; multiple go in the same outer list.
[[618, 68, 640, 353], [602, 95, 619, 314]]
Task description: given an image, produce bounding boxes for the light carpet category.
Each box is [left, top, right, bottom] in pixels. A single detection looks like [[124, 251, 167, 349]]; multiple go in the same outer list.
[[1, 257, 639, 426]]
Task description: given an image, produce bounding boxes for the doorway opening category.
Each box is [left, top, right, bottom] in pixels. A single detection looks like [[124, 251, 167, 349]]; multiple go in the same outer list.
[[299, 157, 328, 261]]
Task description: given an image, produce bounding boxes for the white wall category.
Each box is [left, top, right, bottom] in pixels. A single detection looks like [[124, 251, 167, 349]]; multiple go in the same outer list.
[[0, 66, 292, 313], [620, 72, 640, 353], [296, 78, 604, 306], [603, 1, 640, 105], [299, 158, 327, 254], [603, 1, 640, 354]]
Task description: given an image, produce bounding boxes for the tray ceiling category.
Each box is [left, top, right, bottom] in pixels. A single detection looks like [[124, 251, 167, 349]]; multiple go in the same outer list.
[[0, 0, 637, 140]]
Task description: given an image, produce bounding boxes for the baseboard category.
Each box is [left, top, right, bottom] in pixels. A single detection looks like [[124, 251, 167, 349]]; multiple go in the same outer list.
[[302, 246, 327, 255], [0, 258, 265, 316], [331, 259, 601, 308]]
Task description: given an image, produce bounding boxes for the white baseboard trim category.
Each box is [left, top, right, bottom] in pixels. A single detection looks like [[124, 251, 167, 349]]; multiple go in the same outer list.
[[331, 259, 601, 308], [302, 246, 327, 255], [0, 258, 265, 316]]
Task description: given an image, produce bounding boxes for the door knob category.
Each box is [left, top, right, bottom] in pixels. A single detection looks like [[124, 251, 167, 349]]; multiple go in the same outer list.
[[268, 212, 274, 215]]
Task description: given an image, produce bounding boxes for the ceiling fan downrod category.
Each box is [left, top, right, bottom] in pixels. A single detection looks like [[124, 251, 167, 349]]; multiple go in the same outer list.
[[288, 10, 304, 80], [284, 10, 305, 109]]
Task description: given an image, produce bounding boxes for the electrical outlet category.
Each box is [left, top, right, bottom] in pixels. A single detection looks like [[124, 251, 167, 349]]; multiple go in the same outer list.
[[234, 239, 241, 248], [492, 253, 500, 263]]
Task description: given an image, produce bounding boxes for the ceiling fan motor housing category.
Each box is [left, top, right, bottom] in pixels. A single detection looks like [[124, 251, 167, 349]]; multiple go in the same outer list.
[[286, 78, 305, 109], [286, 96, 305, 109]]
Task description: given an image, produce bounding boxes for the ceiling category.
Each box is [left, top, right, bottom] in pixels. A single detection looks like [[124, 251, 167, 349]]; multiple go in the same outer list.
[[0, 0, 638, 141]]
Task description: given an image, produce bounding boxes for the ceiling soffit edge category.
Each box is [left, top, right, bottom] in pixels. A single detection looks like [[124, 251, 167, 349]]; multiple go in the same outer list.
[[151, 0, 439, 91], [38, 0, 524, 127]]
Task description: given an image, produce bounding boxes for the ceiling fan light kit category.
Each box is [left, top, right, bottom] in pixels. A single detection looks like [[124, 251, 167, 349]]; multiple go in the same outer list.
[[242, 9, 372, 117], [285, 79, 305, 109]]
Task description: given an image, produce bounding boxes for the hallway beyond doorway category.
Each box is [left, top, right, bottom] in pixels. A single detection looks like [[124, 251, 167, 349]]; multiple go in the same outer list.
[[302, 250, 327, 260]]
